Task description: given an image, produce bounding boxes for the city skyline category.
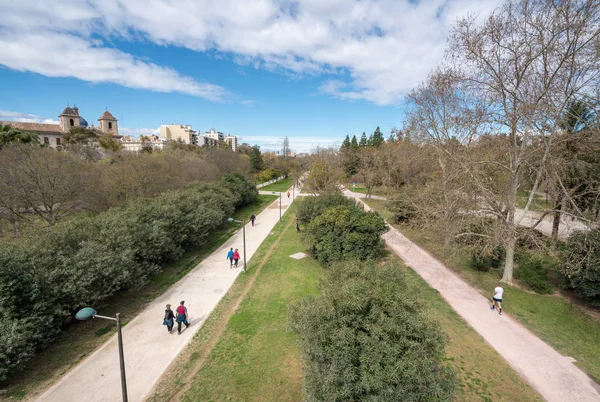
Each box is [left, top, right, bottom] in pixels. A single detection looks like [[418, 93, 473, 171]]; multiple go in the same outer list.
[[0, 0, 500, 152]]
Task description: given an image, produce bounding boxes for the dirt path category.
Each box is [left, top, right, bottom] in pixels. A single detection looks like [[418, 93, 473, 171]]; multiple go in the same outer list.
[[36, 188, 298, 402], [347, 189, 600, 402]]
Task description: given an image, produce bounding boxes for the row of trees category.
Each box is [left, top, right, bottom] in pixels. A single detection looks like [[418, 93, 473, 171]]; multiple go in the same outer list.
[[0, 144, 252, 236], [290, 194, 456, 400], [0, 174, 257, 380]]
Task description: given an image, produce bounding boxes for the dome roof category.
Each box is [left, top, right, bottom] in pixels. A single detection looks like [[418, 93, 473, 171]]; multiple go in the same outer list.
[[98, 110, 117, 120], [79, 117, 89, 128]]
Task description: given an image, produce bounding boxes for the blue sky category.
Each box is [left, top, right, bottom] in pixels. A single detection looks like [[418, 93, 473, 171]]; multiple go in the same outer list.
[[0, 0, 499, 153]]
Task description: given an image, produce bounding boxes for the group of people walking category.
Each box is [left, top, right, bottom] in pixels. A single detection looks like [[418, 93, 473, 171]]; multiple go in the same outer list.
[[226, 247, 241, 268], [163, 301, 190, 335]]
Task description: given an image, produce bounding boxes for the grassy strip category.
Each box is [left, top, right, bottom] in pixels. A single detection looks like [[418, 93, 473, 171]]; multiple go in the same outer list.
[[0, 195, 277, 401], [365, 198, 600, 384], [260, 176, 293, 192], [516, 190, 553, 211], [148, 203, 319, 401]]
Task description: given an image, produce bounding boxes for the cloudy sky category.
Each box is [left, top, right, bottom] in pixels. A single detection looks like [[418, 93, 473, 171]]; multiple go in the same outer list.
[[0, 0, 500, 152]]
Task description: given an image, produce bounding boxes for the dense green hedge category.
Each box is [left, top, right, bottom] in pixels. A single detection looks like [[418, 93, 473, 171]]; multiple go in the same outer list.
[[296, 192, 357, 225], [0, 174, 254, 380], [289, 260, 456, 401], [303, 205, 388, 265]]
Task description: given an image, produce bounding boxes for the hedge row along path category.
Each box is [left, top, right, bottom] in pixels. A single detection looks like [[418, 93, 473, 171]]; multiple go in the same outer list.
[[344, 188, 600, 402], [37, 184, 298, 402]]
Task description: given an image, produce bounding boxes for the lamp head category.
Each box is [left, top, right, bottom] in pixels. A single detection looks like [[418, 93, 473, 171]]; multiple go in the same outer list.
[[75, 307, 97, 321]]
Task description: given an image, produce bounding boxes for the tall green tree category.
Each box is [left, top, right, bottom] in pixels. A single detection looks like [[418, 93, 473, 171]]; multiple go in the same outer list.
[[249, 145, 264, 173], [359, 132, 368, 147], [350, 134, 359, 150], [63, 126, 98, 145], [371, 126, 385, 146], [0, 124, 39, 149], [341, 135, 351, 150]]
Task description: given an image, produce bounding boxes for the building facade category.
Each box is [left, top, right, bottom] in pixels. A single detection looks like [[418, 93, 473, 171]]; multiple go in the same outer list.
[[0, 105, 120, 148], [160, 124, 198, 145], [224, 134, 238, 152]]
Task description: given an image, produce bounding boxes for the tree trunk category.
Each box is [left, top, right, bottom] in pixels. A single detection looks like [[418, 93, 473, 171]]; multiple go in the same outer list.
[[551, 194, 562, 242], [501, 234, 516, 284]]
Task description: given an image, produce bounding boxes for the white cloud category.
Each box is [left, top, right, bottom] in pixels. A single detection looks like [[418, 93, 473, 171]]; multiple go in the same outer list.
[[120, 126, 161, 137], [0, 0, 502, 105], [241, 135, 340, 153], [0, 110, 59, 125]]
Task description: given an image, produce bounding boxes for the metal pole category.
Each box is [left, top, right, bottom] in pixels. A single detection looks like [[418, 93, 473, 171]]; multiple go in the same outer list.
[[116, 313, 128, 402], [279, 193, 282, 221], [242, 219, 247, 272]]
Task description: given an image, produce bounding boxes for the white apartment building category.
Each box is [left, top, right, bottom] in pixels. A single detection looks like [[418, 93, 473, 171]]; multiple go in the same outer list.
[[120, 135, 168, 152], [204, 128, 224, 143], [224, 134, 238, 152], [160, 124, 198, 145]]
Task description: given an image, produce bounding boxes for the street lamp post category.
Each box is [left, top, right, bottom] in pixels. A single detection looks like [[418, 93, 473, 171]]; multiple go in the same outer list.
[[227, 218, 246, 272], [272, 192, 281, 221], [75, 308, 128, 402]]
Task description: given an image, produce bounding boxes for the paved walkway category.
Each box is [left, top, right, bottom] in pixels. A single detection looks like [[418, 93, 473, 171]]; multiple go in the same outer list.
[[341, 187, 589, 239], [36, 187, 298, 402], [345, 188, 600, 402]]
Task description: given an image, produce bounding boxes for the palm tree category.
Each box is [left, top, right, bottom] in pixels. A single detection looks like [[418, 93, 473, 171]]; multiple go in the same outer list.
[[0, 123, 40, 149]]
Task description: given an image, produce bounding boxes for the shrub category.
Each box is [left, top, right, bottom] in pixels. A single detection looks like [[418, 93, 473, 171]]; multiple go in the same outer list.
[[289, 260, 456, 401], [388, 196, 417, 223], [219, 173, 258, 208], [559, 230, 600, 304], [0, 178, 250, 380], [296, 192, 356, 225], [469, 246, 504, 272], [303, 205, 388, 265], [516, 226, 547, 250], [515, 253, 554, 294]]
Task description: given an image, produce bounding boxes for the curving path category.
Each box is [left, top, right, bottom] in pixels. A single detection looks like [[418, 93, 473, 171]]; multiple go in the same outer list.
[[345, 188, 600, 402]]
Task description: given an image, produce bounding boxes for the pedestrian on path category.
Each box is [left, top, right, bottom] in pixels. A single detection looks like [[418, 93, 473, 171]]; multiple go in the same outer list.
[[163, 304, 175, 334], [490, 283, 503, 315], [287, 191, 290, 198], [233, 249, 240, 268], [296, 220, 300, 232], [227, 247, 234, 268], [176, 301, 190, 334], [250, 213, 256, 227]]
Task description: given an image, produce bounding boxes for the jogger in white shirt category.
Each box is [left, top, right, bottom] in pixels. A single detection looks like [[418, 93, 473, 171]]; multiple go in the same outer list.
[[491, 283, 503, 315]]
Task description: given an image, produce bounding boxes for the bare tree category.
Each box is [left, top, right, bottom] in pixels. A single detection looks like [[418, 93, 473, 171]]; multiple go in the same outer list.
[[443, 0, 600, 282], [0, 145, 90, 226], [305, 147, 344, 193]]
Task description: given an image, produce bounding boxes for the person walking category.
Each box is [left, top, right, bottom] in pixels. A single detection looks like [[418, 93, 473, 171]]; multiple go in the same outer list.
[[287, 191, 291, 198], [226, 247, 234, 268], [233, 248, 240, 268], [490, 283, 503, 315], [250, 213, 256, 227], [176, 301, 190, 335], [163, 304, 175, 334]]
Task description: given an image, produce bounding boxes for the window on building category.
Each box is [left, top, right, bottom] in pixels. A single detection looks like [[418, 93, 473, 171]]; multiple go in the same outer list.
[[44, 137, 49, 144], [56, 138, 61, 146], [70, 118, 74, 126], [108, 122, 112, 129]]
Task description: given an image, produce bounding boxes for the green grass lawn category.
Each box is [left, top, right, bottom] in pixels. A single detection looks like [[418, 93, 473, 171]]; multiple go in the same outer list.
[[0, 195, 277, 401], [260, 176, 293, 192], [364, 198, 600, 384]]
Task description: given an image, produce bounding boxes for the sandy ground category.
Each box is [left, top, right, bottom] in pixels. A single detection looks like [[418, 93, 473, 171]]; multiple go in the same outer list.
[[344, 188, 600, 402], [36, 185, 298, 402]]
